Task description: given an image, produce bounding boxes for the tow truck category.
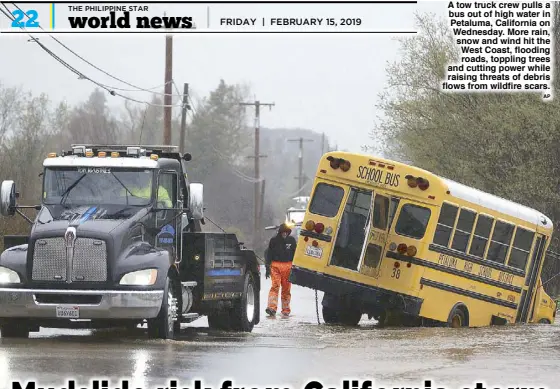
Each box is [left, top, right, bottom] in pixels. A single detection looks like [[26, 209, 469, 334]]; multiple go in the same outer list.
[[0, 144, 261, 339]]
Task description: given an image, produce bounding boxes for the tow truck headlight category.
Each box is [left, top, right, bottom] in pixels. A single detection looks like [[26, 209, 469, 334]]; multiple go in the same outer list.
[[119, 269, 157, 286], [0, 267, 20, 283]]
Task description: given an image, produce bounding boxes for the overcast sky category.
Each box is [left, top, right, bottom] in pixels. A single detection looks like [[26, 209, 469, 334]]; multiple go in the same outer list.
[[0, 1, 447, 153]]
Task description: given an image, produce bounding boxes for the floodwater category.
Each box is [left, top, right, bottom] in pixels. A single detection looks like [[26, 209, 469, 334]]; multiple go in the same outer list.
[[0, 268, 558, 389]]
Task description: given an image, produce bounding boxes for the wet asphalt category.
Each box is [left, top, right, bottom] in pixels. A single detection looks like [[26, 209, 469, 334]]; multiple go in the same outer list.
[[0, 269, 558, 389]]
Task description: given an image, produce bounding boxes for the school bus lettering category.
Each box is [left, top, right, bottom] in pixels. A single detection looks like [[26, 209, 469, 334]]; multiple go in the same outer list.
[[356, 166, 400, 188], [463, 261, 473, 273], [438, 253, 458, 269], [478, 266, 493, 278], [498, 271, 514, 285], [384, 172, 400, 187]]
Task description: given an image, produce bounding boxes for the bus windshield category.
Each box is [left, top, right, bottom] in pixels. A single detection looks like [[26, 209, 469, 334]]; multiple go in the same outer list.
[[43, 167, 155, 206]]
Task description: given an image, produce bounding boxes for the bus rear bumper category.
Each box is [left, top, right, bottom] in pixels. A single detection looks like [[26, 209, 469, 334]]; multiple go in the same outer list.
[[289, 265, 423, 316]]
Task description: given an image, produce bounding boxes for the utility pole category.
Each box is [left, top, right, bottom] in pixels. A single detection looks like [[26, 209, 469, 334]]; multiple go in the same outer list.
[[163, 33, 173, 145], [288, 137, 314, 195], [179, 83, 190, 154], [240, 100, 275, 250], [321, 132, 326, 154], [259, 179, 266, 232]]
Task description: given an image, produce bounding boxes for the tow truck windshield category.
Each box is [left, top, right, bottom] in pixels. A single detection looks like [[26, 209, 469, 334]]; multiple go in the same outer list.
[[42, 167, 155, 207]]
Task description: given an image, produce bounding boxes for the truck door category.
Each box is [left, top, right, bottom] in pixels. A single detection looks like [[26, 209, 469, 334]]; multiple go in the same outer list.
[[155, 170, 181, 264], [358, 191, 399, 279]]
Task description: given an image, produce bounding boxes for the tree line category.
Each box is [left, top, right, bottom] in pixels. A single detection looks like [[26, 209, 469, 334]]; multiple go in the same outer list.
[[368, 9, 560, 296]]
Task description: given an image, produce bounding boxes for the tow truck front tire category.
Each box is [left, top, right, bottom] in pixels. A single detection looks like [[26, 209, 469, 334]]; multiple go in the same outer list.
[[148, 277, 177, 340], [229, 272, 257, 332]]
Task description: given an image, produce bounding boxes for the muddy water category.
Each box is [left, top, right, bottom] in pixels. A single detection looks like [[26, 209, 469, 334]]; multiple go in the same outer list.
[[0, 270, 557, 389]]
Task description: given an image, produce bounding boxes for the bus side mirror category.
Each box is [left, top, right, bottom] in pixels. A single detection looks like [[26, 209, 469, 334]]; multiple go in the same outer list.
[[189, 183, 203, 220], [183, 153, 192, 162], [0, 180, 17, 217]]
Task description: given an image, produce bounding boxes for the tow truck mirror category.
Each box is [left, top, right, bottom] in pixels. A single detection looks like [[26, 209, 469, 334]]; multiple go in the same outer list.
[[0, 180, 17, 217], [189, 183, 204, 220]]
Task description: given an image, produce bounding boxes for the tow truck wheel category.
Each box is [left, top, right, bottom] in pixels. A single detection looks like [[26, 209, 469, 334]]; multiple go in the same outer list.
[[229, 272, 256, 332], [148, 277, 177, 340], [1, 321, 30, 338]]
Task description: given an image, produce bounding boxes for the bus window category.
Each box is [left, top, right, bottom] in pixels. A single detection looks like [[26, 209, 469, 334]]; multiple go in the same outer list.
[[373, 195, 389, 230], [469, 214, 494, 258], [508, 227, 535, 270], [451, 209, 476, 253], [308, 183, 345, 218], [486, 220, 515, 264], [395, 204, 431, 240], [433, 202, 458, 246], [387, 198, 400, 229]]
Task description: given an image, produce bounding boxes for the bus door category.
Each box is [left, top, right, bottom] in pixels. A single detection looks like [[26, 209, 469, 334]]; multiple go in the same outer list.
[[329, 187, 372, 272], [358, 192, 399, 279], [517, 234, 547, 323]]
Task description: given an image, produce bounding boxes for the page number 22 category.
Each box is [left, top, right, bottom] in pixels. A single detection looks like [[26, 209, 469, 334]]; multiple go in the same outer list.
[[11, 9, 40, 28]]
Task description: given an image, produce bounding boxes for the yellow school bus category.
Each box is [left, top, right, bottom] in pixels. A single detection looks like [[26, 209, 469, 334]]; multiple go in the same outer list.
[[289, 151, 557, 327]]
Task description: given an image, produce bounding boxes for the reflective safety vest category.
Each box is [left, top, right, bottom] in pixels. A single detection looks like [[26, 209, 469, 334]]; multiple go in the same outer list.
[[124, 186, 172, 207]]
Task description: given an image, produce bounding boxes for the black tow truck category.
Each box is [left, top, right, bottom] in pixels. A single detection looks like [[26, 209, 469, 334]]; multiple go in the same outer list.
[[0, 144, 261, 339]]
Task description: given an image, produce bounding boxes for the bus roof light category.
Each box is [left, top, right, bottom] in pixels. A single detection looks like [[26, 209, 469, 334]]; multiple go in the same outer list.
[[326, 156, 340, 169], [340, 159, 351, 172], [305, 220, 315, 231], [406, 175, 417, 188], [397, 243, 407, 254], [417, 177, 429, 190], [314, 223, 325, 234]]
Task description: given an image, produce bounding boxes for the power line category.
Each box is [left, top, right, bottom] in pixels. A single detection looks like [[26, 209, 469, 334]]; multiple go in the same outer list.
[[7, 3, 186, 99], [0, 6, 181, 108]]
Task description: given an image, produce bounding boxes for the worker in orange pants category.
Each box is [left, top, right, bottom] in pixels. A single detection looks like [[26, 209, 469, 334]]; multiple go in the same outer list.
[[265, 223, 297, 317]]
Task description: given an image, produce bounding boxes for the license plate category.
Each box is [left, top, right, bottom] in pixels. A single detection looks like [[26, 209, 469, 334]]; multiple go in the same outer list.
[[56, 306, 79, 319], [305, 245, 323, 258]]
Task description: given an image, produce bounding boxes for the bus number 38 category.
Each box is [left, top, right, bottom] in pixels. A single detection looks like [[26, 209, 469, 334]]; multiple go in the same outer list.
[[392, 268, 401, 279]]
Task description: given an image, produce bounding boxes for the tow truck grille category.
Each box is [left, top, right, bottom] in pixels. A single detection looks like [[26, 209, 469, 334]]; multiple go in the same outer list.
[[32, 238, 108, 282]]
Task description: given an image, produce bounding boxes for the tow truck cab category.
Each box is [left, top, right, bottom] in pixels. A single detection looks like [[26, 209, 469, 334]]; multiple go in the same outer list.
[[0, 144, 260, 339]]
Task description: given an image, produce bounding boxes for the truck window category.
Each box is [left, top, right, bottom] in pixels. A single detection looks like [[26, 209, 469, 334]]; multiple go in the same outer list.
[[395, 203, 431, 240], [157, 172, 178, 208], [308, 183, 344, 218]]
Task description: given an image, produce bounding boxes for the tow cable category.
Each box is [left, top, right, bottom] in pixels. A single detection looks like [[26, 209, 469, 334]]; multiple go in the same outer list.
[[314, 278, 320, 325], [315, 289, 320, 324]]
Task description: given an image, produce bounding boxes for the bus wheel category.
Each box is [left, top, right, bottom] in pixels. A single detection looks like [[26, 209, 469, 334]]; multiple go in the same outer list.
[[322, 306, 339, 324], [339, 309, 362, 326], [539, 318, 551, 324], [448, 305, 467, 328]]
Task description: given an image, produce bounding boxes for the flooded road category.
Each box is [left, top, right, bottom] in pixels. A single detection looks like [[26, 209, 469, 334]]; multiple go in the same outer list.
[[0, 269, 558, 389]]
